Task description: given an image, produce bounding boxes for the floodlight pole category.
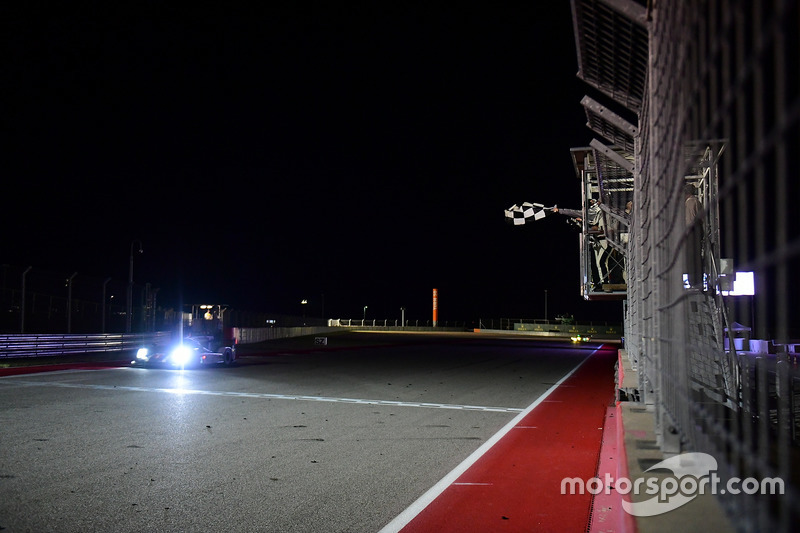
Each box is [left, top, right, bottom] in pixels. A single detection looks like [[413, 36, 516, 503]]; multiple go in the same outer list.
[[21, 266, 32, 333], [544, 289, 548, 323], [102, 277, 111, 333], [66, 272, 77, 333], [127, 239, 143, 333]]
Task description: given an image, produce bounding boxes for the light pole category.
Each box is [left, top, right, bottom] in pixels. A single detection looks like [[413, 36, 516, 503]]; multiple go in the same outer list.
[[21, 266, 32, 333], [363, 305, 368, 323], [148, 286, 160, 332], [127, 239, 143, 333], [66, 272, 77, 333], [102, 277, 111, 333], [544, 289, 548, 323]]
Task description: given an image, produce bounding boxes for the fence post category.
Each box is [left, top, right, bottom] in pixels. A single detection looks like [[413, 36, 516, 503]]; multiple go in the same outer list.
[[66, 272, 77, 334], [21, 266, 32, 333], [102, 278, 111, 333]]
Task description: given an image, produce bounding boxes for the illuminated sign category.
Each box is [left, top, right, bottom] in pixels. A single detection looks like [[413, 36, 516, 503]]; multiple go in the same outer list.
[[719, 271, 755, 296]]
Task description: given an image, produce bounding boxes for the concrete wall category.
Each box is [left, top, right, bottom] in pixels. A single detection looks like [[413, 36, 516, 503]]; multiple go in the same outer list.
[[232, 325, 468, 344]]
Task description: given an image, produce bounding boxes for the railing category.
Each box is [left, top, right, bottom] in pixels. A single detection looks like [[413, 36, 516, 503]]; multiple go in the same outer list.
[[327, 319, 468, 329], [0, 332, 167, 358], [233, 326, 340, 344], [476, 318, 621, 332]]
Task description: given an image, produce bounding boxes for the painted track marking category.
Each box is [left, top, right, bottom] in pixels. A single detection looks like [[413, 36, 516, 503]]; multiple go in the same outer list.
[[378, 348, 597, 533], [0, 379, 524, 413]]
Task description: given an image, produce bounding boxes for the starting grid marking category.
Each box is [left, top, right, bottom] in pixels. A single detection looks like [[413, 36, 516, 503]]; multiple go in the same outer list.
[[0, 378, 524, 414]]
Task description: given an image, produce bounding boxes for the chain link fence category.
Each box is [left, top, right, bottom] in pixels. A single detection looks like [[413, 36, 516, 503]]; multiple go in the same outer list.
[[572, 0, 799, 530], [0, 264, 156, 334]]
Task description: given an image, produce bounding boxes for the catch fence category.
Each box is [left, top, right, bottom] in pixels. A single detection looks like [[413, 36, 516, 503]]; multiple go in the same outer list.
[[571, 0, 799, 530]]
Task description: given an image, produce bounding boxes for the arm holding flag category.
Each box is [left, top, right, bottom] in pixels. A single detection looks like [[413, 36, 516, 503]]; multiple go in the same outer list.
[[551, 206, 582, 219]]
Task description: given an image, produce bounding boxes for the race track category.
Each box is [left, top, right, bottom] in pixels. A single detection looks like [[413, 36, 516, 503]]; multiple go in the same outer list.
[[0, 332, 615, 532]]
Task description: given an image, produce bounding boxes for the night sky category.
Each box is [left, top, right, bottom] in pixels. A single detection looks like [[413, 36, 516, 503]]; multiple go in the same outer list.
[[4, 4, 623, 324]]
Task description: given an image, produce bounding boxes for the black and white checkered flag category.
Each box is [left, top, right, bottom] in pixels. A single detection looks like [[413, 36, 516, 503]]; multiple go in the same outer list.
[[504, 202, 550, 225]]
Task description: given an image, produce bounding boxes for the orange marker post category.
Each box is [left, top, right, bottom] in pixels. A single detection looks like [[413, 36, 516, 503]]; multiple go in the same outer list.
[[432, 288, 438, 327]]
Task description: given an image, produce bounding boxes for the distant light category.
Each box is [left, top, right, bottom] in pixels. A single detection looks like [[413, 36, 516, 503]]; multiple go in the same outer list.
[[301, 299, 308, 304]]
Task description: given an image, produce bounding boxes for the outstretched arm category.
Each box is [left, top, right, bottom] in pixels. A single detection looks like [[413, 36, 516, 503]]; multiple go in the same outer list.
[[552, 206, 582, 219]]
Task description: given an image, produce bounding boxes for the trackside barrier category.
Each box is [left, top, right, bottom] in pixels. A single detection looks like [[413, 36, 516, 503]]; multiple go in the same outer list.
[[569, 1, 800, 530], [0, 332, 167, 358], [232, 327, 341, 344], [231, 325, 468, 345], [327, 318, 468, 329], [513, 322, 622, 338]]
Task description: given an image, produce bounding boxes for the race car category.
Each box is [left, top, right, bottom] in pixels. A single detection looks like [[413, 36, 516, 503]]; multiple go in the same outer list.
[[132, 336, 236, 368]]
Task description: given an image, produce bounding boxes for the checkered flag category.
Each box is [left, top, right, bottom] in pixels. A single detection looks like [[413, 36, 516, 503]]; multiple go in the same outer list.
[[504, 202, 550, 225]]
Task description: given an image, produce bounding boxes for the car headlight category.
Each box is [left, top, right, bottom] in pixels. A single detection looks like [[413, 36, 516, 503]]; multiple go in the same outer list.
[[136, 348, 149, 360], [170, 345, 193, 366]]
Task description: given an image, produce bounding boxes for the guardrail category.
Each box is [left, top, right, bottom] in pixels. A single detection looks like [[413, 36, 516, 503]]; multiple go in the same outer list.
[[328, 319, 468, 328], [0, 333, 167, 359], [512, 322, 623, 337], [233, 326, 341, 344]]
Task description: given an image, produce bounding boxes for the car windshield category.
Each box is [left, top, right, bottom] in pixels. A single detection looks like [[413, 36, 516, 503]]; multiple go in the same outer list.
[[180, 338, 210, 351], [148, 337, 211, 353]]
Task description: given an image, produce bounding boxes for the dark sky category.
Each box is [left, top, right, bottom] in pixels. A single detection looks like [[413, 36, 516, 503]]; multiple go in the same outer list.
[[4, 4, 623, 324]]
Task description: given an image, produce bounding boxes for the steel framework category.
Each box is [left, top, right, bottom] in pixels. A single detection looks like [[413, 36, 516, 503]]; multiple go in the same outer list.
[[571, 0, 800, 530]]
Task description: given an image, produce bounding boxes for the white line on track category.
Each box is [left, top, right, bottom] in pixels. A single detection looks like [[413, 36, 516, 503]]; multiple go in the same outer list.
[[377, 348, 599, 533], [0, 379, 525, 413]]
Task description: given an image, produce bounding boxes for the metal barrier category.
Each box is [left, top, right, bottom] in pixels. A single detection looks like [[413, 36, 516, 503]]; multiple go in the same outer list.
[[232, 327, 341, 344], [0, 333, 166, 358], [327, 319, 468, 329], [513, 322, 622, 338]]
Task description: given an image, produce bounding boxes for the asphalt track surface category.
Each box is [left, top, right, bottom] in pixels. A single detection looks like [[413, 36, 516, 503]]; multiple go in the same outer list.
[[0, 332, 615, 532]]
